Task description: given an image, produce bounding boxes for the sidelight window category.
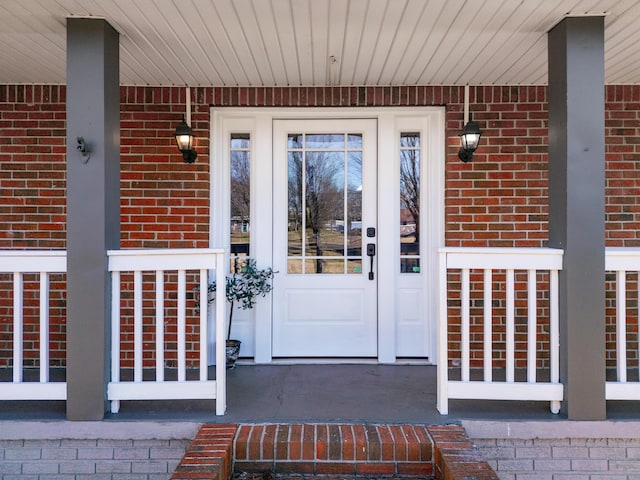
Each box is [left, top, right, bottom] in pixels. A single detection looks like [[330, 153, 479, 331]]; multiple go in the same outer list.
[[229, 133, 250, 273], [400, 132, 421, 273]]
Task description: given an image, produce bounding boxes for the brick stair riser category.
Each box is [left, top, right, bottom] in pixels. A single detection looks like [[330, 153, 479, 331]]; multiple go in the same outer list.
[[171, 423, 498, 480]]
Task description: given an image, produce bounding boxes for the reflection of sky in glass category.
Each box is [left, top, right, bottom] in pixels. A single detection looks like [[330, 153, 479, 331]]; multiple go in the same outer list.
[[348, 152, 362, 191], [305, 134, 344, 149], [231, 133, 250, 149]]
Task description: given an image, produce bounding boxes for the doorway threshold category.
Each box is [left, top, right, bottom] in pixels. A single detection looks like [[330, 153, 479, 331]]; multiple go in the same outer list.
[[237, 357, 432, 365]]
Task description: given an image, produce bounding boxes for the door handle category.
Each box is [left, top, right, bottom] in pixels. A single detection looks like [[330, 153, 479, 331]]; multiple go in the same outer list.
[[366, 243, 376, 280]]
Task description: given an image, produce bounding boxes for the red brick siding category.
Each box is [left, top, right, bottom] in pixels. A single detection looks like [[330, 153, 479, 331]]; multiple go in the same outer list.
[[604, 85, 640, 369], [1, 85, 639, 370], [0, 85, 67, 368]]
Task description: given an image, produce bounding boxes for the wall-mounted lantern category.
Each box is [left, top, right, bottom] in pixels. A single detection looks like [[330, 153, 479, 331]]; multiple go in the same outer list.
[[458, 121, 482, 163], [174, 116, 197, 164]]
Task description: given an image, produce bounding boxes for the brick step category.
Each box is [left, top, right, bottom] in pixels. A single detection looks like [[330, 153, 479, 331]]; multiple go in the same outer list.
[[171, 424, 498, 480], [234, 424, 433, 477]]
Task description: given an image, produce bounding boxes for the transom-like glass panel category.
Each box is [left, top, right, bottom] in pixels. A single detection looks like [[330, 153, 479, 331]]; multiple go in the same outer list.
[[287, 132, 363, 274], [400, 132, 421, 273]]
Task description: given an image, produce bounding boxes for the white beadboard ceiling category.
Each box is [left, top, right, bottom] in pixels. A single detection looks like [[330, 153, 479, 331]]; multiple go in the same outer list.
[[0, 0, 639, 86]]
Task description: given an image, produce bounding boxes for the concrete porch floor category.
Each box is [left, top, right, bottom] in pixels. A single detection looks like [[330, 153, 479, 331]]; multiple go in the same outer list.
[[2, 363, 640, 423], [3, 363, 639, 423]]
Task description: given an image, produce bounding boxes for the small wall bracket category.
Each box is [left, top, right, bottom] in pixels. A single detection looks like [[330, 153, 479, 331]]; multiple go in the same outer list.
[[76, 136, 90, 163]]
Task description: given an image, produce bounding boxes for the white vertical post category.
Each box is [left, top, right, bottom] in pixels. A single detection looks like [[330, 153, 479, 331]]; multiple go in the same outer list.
[[215, 253, 226, 415], [461, 268, 470, 382], [199, 268, 208, 381], [463, 84, 470, 124], [134, 270, 143, 382], [155, 270, 165, 382], [110, 271, 121, 413], [550, 268, 561, 414], [177, 269, 186, 382], [527, 269, 537, 383], [39, 272, 49, 383], [437, 250, 449, 415], [13, 272, 23, 383], [616, 270, 627, 383], [185, 87, 191, 126], [506, 269, 515, 383], [483, 269, 492, 382]]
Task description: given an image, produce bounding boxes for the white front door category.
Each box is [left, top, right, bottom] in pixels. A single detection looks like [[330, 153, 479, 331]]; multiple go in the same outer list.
[[272, 119, 378, 357]]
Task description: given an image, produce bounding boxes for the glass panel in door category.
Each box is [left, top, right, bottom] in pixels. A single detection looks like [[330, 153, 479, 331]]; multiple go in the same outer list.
[[272, 119, 377, 357]]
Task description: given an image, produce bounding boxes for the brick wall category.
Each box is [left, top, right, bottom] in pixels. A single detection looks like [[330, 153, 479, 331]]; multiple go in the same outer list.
[[476, 437, 640, 479], [1, 84, 639, 369], [0, 438, 190, 479]]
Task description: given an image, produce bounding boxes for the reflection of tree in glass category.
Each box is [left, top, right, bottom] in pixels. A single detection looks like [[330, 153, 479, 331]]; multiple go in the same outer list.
[[347, 153, 362, 248], [305, 152, 343, 272], [288, 151, 303, 236], [231, 151, 250, 236], [400, 136, 420, 245]]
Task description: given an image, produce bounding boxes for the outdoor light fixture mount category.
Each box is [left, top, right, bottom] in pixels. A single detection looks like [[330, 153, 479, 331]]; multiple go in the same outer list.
[[174, 116, 197, 164], [458, 120, 482, 163], [76, 136, 90, 163]]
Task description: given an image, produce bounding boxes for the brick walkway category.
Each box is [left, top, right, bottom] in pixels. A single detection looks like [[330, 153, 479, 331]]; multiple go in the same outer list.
[[170, 424, 498, 480]]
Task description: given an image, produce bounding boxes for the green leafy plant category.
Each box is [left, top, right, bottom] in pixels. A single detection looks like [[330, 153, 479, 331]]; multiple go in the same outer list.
[[207, 258, 275, 341]]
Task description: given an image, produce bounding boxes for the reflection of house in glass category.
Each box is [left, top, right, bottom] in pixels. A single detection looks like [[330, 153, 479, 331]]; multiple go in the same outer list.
[[230, 216, 250, 234], [230, 216, 250, 257], [400, 208, 420, 273]]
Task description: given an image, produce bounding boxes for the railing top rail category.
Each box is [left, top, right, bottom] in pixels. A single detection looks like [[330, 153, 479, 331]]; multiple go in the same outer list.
[[439, 247, 564, 270], [0, 250, 67, 273], [605, 247, 640, 271], [107, 248, 225, 271]]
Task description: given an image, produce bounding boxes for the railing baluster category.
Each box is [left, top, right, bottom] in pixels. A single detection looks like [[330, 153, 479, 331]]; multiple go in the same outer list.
[[550, 269, 560, 384], [199, 269, 208, 382], [436, 250, 449, 415], [527, 269, 537, 383], [134, 270, 143, 383], [111, 271, 121, 413], [483, 268, 492, 382], [39, 272, 49, 383], [616, 270, 627, 383], [461, 268, 470, 382], [215, 252, 226, 415], [506, 269, 515, 383], [13, 272, 23, 383], [155, 270, 164, 383], [550, 268, 560, 414], [177, 269, 186, 382]]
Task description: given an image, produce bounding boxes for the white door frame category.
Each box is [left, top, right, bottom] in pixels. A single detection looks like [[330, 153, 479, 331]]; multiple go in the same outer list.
[[210, 107, 445, 364]]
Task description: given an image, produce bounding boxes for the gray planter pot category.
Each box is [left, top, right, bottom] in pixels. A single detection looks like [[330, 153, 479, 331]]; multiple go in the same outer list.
[[225, 339, 241, 369]]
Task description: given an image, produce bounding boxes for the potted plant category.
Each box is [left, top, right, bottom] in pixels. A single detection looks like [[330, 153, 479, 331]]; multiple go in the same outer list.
[[207, 258, 275, 368]]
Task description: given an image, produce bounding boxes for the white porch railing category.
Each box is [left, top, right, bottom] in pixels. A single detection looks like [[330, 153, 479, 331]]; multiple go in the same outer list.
[[0, 250, 67, 401], [437, 247, 564, 415], [107, 248, 227, 415], [605, 248, 640, 401]]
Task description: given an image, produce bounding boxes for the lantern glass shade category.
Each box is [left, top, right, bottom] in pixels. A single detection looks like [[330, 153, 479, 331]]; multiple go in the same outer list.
[[176, 133, 193, 151], [459, 121, 481, 151]]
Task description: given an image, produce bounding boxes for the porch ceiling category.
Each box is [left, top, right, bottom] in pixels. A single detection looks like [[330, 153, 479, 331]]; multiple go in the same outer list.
[[2, 0, 640, 86]]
